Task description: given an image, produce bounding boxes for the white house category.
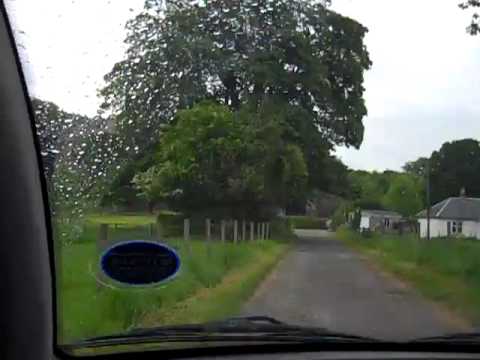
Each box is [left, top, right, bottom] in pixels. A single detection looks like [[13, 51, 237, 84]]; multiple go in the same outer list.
[[418, 197, 480, 239], [359, 210, 402, 232]]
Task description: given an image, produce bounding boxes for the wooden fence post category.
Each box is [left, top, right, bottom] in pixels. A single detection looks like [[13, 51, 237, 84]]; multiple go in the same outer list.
[[233, 220, 238, 244], [157, 219, 163, 240], [98, 223, 109, 250], [184, 218, 190, 241], [206, 218, 211, 241], [149, 223, 155, 240], [257, 222, 261, 241], [266, 222, 270, 240], [206, 218, 211, 256], [97, 224, 109, 289], [250, 221, 254, 241], [242, 220, 246, 242], [221, 220, 226, 243], [261, 223, 265, 241], [184, 218, 192, 255]]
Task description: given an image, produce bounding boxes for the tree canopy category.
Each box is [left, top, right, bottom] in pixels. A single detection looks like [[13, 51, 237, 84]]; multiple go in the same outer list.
[[347, 170, 424, 216], [429, 139, 480, 203], [32, 98, 119, 219], [133, 101, 308, 217], [459, 0, 480, 34], [404, 139, 480, 205], [101, 1, 370, 162], [382, 174, 423, 217], [348, 170, 396, 206], [99, 0, 371, 212], [403, 157, 429, 178]]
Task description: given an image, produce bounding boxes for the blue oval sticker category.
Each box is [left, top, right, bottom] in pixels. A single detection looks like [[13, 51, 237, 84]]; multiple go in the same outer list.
[[100, 241, 180, 286]]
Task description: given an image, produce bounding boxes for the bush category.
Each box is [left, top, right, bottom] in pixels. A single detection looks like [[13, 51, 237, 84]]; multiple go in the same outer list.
[[270, 217, 294, 240], [351, 210, 361, 231], [287, 216, 326, 229], [330, 202, 353, 230], [157, 211, 184, 237], [361, 229, 373, 238]]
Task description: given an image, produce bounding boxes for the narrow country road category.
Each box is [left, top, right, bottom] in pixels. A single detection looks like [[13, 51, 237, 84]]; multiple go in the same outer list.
[[243, 230, 470, 341]]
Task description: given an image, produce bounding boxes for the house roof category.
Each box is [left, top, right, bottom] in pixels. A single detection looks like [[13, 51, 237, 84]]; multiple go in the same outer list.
[[417, 197, 480, 221], [361, 209, 402, 218]]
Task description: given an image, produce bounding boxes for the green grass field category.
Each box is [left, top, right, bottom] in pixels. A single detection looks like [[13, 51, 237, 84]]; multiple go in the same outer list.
[[337, 227, 480, 324], [86, 213, 156, 226], [59, 214, 289, 343]]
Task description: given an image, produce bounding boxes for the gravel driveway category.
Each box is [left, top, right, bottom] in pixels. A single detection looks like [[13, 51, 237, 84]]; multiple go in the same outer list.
[[243, 230, 470, 341]]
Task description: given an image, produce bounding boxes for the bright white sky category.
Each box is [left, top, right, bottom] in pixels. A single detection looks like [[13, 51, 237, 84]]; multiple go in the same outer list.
[[5, 0, 480, 172]]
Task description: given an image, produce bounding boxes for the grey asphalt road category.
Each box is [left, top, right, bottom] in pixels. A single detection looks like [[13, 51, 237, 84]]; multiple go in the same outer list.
[[243, 229, 471, 341]]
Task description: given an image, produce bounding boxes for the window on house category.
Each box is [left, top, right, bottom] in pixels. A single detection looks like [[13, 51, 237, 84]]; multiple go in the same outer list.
[[452, 221, 463, 234], [457, 221, 463, 234], [384, 218, 390, 229]]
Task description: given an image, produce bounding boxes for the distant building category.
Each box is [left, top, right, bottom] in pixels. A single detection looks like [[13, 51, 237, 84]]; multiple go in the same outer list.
[[417, 197, 480, 239], [359, 210, 402, 232]]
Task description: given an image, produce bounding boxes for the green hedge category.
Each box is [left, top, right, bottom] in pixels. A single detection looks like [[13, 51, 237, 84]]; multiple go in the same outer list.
[[287, 215, 326, 229], [156, 212, 185, 237], [270, 217, 294, 240]]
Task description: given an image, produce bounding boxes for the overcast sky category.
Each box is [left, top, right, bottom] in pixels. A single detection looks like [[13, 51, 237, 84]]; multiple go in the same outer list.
[[5, 0, 480, 172]]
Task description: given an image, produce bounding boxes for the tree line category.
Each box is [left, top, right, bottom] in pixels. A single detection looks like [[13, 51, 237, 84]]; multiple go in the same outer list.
[[342, 138, 480, 219], [33, 91, 480, 220], [404, 139, 480, 205], [34, 0, 372, 220], [33, 0, 477, 223]]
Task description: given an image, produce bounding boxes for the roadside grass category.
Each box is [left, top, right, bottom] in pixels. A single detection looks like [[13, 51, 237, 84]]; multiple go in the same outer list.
[[141, 241, 288, 326], [288, 215, 325, 229], [59, 213, 289, 343], [86, 213, 156, 226], [337, 226, 480, 324]]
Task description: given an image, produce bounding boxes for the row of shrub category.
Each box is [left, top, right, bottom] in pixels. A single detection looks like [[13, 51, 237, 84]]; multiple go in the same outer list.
[[287, 215, 327, 230]]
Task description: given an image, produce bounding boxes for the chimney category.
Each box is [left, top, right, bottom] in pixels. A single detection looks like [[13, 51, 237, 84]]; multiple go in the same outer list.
[[460, 187, 466, 197]]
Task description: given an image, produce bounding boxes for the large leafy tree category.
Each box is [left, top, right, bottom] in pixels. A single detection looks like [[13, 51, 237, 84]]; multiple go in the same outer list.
[[348, 170, 396, 206], [32, 98, 119, 224], [459, 1, 480, 34], [317, 155, 351, 197], [382, 174, 423, 217], [347, 170, 424, 213], [406, 139, 480, 204], [133, 102, 308, 217], [429, 139, 480, 203], [101, 0, 371, 172], [32, 98, 64, 179], [403, 157, 429, 178]]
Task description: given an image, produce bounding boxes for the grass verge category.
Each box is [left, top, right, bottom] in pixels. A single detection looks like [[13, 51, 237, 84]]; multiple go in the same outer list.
[[59, 213, 290, 342], [86, 213, 156, 226], [337, 226, 479, 325], [141, 241, 288, 326]]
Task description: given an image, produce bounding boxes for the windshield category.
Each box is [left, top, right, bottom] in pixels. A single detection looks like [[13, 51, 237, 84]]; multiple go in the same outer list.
[[4, 0, 480, 356]]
